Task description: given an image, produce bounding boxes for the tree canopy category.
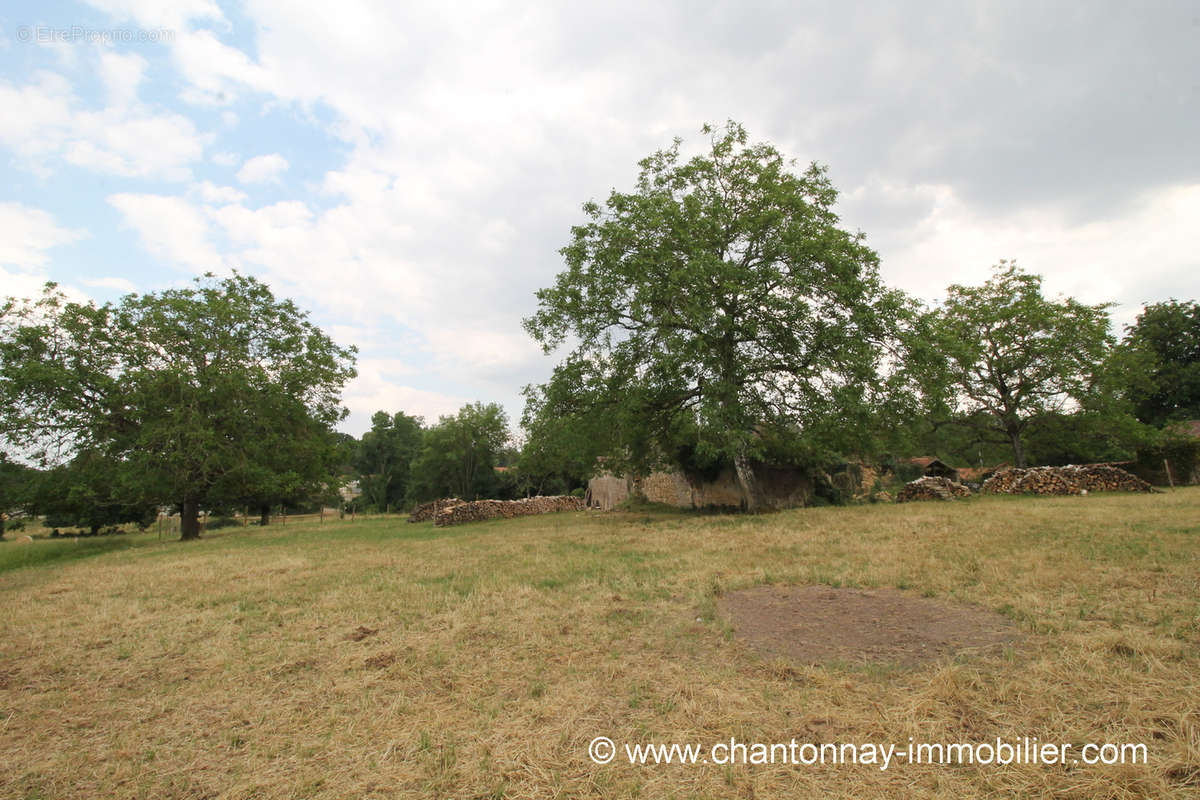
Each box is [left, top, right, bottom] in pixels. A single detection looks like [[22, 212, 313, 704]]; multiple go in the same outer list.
[[353, 411, 424, 511], [0, 273, 356, 539], [407, 402, 510, 502], [921, 262, 1119, 467], [523, 122, 906, 506], [1122, 299, 1200, 427]]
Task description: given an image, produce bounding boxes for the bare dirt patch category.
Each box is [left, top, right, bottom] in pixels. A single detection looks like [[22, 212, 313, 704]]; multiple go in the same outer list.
[[345, 625, 378, 642], [719, 585, 1020, 667]]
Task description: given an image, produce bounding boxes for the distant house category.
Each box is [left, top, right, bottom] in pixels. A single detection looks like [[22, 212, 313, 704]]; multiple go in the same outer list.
[[338, 480, 362, 503], [904, 456, 960, 481]]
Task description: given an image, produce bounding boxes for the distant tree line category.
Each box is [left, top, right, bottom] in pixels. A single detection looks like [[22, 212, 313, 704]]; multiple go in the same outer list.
[[2, 123, 1198, 538]]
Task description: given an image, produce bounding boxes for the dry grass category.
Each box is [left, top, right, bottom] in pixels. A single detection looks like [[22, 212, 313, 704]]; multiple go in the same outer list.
[[1, 490, 1198, 799]]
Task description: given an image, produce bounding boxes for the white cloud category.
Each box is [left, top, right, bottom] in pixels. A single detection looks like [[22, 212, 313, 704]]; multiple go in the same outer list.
[[0, 203, 87, 270], [190, 180, 247, 205], [82, 0, 226, 32], [342, 359, 470, 433], [0, 70, 207, 180], [211, 151, 240, 166], [872, 182, 1200, 331], [236, 153, 289, 184], [83, 276, 138, 293], [98, 51, 147, 107], [107, 193, 224, 271], [0, 204, 91, 308]]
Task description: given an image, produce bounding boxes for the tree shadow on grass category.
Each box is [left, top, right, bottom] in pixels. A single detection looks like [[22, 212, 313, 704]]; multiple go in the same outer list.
[[0, 533, 150, 576]]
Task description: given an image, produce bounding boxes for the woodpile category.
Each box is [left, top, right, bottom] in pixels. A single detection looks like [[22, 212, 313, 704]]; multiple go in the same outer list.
[[434, 495, 584, 527], [896, 476, 972, 502], [407, 498, 463, 523], [981, 465, 1155, 496]]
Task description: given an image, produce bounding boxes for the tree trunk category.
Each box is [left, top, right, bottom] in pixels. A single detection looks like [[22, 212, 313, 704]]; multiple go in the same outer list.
[[733, 448, 762, 512], [180, 498, 202, 540], [259, 504, 271, 527], [1007, 427, 1027, 468]]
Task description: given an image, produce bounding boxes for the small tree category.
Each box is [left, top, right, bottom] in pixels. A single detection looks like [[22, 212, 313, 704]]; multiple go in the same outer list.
[[0, 274, 356, 539], [354, 411, 424, 511], [408, 402, 509, 502], [33, 451, 157, 535], [1122, 300, 1200, 427], [923, 262, 1117, 467], [524, 122, 906, 507]]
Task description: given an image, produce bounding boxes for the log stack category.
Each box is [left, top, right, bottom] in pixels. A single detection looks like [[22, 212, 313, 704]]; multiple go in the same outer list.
[[896, 476, 972, 502], [981, 465, 1155, 496], [408, 498, 463, 523], [434, 495, 584, 527]]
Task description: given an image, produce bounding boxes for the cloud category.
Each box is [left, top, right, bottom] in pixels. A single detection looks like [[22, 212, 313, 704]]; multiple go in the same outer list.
[[0, 204, 91, 308], [342, 358, 471, 433], [0, 203, 87, 270], [190, 180, 247, 205], [871, 182, 1200, 331], [0, 70, 207, 180], [97, 51, 147, 107], [236, 153, 289, 184], [107, 193, 224, 271], [82, 0, 226, 32], [83, 276, 138, 293]]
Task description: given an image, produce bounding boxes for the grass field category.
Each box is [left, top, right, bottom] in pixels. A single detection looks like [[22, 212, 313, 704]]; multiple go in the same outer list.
[[1, 491, 1198, 799]]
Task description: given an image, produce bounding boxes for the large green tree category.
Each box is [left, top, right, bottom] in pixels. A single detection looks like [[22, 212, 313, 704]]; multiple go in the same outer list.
[[0, 273, 356, 539], [922, 262, 1118, 467], [354, 411, 423, 511], [1122, 299, 1200, 427], [407, 402, 509, 502], [523, 122, 906, 508], [0, 453, 36, 538]]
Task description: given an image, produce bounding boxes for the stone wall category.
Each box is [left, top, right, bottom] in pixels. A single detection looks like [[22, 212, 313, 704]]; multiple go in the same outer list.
[[637, 470, 694, 507], [584, 474, 631, 511], [586, 462, 814, 511]]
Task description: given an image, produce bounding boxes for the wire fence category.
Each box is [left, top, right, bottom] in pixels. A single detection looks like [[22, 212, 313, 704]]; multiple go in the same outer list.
[[153, 507, 401, 537]]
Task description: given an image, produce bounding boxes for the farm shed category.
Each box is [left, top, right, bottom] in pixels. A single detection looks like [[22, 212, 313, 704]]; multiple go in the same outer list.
[[905, 456, 960, 481]]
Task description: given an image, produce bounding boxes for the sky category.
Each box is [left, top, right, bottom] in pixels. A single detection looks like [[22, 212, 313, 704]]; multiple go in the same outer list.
[[1, 0, 1197, 438]]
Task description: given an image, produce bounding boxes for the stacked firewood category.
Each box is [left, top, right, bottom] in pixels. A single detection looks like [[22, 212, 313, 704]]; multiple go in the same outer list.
[[434, 495, 584, 527], [981, 465, 1154, 495], [896, 476, 972, 502], [407, 498, 463, 523]]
